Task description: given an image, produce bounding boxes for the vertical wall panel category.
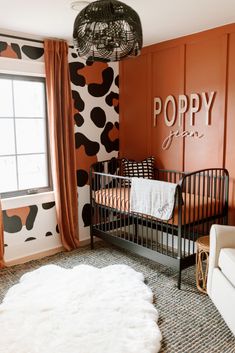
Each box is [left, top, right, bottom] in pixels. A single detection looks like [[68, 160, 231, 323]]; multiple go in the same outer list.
[[184, 35, 227, 171], [119, 54, 150, 160], [151, 46, 184, 170], [226, 32, 235, 224]]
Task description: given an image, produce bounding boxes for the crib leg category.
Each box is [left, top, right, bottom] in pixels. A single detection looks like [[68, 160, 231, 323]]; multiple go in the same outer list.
[[177, 269, 182, 290], [90, 232, 94, 250], [134, 219, 138, 238]]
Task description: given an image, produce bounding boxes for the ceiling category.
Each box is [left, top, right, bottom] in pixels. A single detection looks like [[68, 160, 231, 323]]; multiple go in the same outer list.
[[0, 0, 235, 46]]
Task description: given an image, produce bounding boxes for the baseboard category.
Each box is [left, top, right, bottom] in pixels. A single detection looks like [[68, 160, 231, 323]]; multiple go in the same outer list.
[[79, 237, 102, 246], [79, 238, 91, 246], [5, 246, 65, 267], [4, 237, 100, 267]]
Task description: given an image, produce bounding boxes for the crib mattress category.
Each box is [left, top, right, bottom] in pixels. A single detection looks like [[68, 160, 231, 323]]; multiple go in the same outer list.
[[94, 187, 220, 226]]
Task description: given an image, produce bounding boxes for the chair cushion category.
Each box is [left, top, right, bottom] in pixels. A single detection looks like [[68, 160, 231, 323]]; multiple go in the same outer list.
[[218, 248, 235, 287]]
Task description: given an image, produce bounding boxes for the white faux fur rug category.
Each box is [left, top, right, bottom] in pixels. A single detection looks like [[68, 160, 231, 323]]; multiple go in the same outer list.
[[0, 264, 162, 353]]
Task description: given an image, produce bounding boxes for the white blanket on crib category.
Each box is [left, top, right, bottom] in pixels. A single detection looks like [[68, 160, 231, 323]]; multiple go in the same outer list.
[[130, 177, 177, 221]]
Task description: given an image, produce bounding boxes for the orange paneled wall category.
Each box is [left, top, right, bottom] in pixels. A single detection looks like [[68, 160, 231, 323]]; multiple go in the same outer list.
[[119, 53, 151, 160], [119, 24, 235, 224], [184, 35, 227, 170], [151, 45, 185, 170], [226, 32, 235, 223]]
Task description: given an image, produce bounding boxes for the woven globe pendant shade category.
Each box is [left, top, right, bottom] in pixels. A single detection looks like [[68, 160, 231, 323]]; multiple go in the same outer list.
[[73, 0, 143, 62]]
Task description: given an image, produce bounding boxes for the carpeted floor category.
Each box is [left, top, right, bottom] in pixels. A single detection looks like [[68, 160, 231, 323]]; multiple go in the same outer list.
[[0, 242, 235, 353]]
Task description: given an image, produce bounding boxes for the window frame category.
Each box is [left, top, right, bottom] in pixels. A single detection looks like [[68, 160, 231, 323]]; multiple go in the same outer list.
[[0, 73, 52, 199]]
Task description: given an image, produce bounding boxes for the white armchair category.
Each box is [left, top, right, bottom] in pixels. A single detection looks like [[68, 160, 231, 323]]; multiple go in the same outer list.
[[207, 225, 235, 335]]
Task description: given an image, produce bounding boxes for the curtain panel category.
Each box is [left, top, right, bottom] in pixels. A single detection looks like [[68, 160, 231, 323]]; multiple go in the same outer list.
[[44, 40, 79, 250]]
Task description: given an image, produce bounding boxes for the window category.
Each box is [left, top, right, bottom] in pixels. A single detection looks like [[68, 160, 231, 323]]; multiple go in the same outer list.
[[0, 74, 51, 198]]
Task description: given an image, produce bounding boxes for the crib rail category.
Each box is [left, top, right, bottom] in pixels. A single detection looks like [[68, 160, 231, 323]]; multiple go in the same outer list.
[[156, 168, 186, 184], [90, 160, 229, 264], [178, 168, 229, 257]]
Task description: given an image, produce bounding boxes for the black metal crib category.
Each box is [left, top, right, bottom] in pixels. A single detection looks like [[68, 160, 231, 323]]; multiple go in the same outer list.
[[89, 158, 229, 288]]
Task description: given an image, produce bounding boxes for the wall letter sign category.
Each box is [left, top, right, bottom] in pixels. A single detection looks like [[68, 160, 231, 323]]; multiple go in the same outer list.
[[153, 91, 216, 150]]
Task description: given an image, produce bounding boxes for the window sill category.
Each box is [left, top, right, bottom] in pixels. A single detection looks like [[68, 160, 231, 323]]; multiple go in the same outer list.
[[1, 191, 55, 211]]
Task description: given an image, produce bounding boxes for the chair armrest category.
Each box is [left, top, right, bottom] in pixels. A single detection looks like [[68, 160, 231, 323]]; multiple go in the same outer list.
[[207, 225, 235, 295]]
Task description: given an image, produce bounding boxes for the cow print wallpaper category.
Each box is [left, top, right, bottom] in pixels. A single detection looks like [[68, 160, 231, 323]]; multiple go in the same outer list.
[[0, 33, 119, 260], [69, 49, 119, 240], [0, 40, 44, 61]]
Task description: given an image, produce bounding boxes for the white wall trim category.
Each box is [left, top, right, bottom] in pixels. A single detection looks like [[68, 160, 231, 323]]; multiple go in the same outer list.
[[2, 191, 55, 210], [0, 57, 45, 76]]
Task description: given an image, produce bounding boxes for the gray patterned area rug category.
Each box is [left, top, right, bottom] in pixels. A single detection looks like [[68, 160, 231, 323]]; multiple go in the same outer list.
[[0, 242, 235, 353]]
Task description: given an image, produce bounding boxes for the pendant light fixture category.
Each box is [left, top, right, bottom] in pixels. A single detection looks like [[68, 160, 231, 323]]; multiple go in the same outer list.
[[73, 0, 143, 62]]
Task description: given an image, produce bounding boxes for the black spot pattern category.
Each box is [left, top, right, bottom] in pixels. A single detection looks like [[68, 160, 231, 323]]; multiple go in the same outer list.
[[88, 67, 114, 97], [72, 52, 78, 58], [101, 122, 119, 153], [72, 90, 85, 112], [90, 107, 106, 128], [25, 237, 36, 242], [115, 75, 119, 88], [94, 162, 104, 173], [72, 90, 85, 127], [105, 91, 119, 113], [56, 224, 59, 233], [3, 211, 22, 233], [21, 45, 44, 60], [11, 43, 22, 59], [108, 157, 119, 174], [25, 206, 38, 231], [45, 232, 53, 237], [77, 170, 88, 187], [74, 114, 84, 127], [82, 203, 93, 227], [2, 205, 38, 233], [75, 133, 100, 156], [69, 62, 86, 86], [86, 58, 93, 66], [42, 202, 55, 210], [0, 41, 7, 53]]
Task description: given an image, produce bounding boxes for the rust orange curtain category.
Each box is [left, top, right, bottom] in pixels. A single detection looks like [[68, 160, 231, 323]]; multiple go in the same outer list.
[[0, 200, 5, 268], [44, 40, 79, 250]]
